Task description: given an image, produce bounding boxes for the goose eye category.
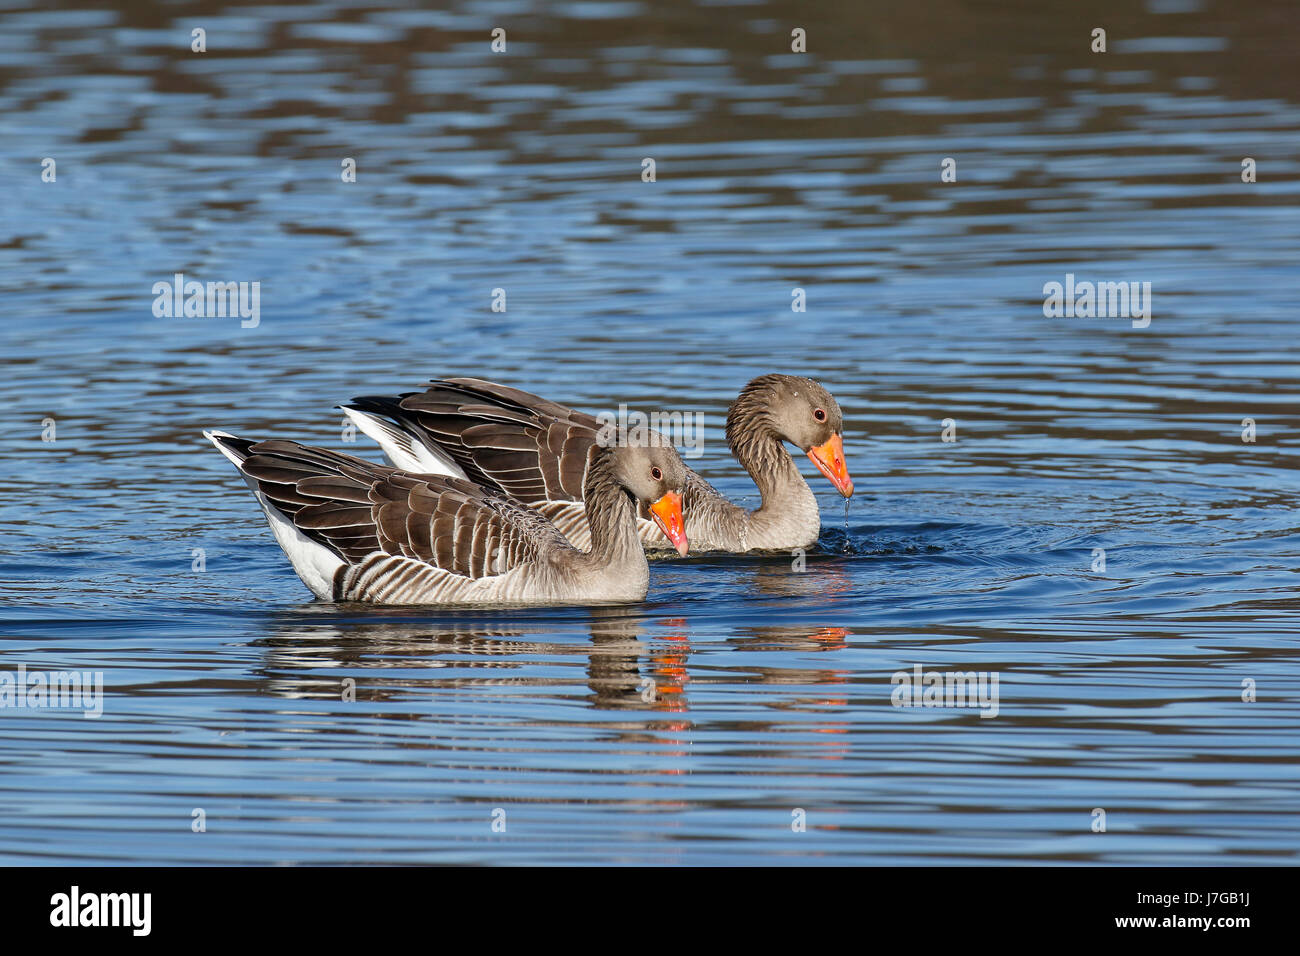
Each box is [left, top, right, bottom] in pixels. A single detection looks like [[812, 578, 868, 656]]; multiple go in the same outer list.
[[651, 466, 662, 481], [813, 408, 827, 422]]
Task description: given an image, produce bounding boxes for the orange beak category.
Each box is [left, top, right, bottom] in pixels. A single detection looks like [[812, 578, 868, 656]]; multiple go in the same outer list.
[[649, 490, 689, 557], [808, 433, 854, 498]]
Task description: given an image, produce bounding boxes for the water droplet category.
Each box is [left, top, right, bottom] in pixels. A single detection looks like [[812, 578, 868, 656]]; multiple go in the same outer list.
[[841, 498, 851, 553]]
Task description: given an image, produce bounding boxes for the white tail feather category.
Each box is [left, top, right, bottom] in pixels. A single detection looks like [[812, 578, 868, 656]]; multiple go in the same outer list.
[[340, 406, 467, 478], [204, 428, 345, 600]]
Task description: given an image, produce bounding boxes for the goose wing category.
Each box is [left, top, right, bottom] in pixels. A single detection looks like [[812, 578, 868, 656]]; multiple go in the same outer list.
[[218, 435, 572, 581], [348, 378, 601, 507]]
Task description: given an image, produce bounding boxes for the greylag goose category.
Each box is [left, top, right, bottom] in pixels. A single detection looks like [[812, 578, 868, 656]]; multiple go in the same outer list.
[[339, 373, 853, 554], [203, 429, 688, 606]]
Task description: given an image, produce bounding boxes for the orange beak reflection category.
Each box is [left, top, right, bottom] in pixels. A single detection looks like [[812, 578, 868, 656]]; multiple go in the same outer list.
[[808, 433, 854, 498], [649, 490, 689, 557]]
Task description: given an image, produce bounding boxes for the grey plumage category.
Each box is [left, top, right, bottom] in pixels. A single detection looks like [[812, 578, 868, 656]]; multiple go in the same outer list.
[[204, 429, 688, 606]]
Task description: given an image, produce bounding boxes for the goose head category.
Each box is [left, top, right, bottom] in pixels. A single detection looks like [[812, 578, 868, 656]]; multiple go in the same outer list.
[[737, 374, 855, 498], [609, 439, 690, 556]]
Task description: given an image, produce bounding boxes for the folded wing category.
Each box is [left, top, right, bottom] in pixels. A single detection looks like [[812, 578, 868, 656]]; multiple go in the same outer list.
[[208, 432, 572, 600]]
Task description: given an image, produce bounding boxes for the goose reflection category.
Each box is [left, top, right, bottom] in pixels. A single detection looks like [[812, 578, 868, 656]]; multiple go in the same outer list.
[[745, 550, 856, 600], [248, 605, 856, 745], [249, 605, 694, 714], [724, 626, 852, 746]]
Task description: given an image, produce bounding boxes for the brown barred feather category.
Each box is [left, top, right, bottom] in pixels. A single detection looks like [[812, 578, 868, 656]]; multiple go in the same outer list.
[[378, 379, 606, 508]]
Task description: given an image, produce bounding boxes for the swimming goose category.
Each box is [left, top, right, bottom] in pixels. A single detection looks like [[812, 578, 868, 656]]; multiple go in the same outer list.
[[339, 373, 853, 554], [203, 429, 689, 606]]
